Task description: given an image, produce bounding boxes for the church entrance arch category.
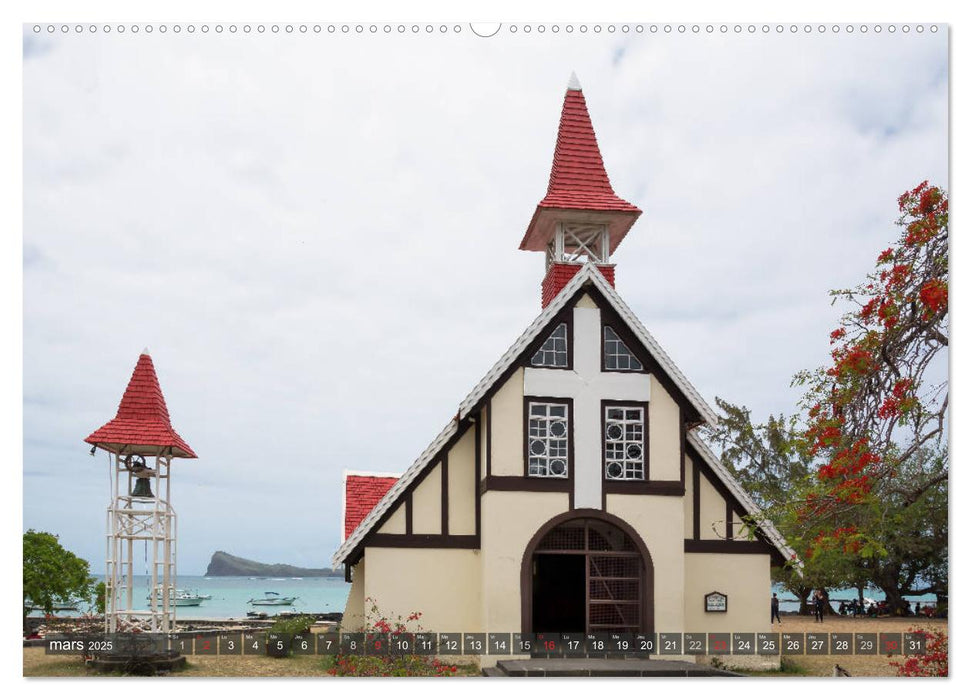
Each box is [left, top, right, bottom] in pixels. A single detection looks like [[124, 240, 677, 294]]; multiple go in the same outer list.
[[521, 509, 654, 635]]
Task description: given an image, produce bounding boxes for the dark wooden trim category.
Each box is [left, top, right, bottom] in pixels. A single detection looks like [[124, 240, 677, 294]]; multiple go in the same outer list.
[[600, 319, 648, 375], [692, 458, 700, 541], [687, 442, 788, 563], [520, 510, 655, 636], [441, 455, 449, 536], [603, 480, 684, 496], [485, 399, 492, 478], [462, 286, 590, 421], [344, 563, 351, 583], [474, 414, 482, 545], [367, 534, 479, 549], [583, 285, 702, 426], [480, 475, 573, 493], [522, 395, 575, 509], [405, 493, 413, 535], [684, 539, 774, 555], [600, 399, 651, 509], [679, 405, 686, 488], [526, 303, 575, 371], [347, 419, 473, 566], [726, 499, 734, 540]]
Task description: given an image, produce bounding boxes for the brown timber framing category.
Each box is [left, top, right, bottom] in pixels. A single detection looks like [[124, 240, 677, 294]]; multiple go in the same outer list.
[[686, 441, 785, 565], [346, 414, 482, 567], [590, 285, 702, 428], [599, 399, 680, 509], [346, 279, 716, 565], [522, 395, 576, 510], [441, 454, 449, 536]]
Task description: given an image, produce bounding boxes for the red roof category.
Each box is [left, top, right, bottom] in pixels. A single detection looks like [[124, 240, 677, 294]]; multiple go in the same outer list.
[[538, 87, 641, 214], [520, 82, 641, 253], [84, 352, 197, 458], [344, 474, 398, 540]]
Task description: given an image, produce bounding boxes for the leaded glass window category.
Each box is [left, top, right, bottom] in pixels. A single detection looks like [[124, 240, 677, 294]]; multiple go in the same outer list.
[[604, 406, 645, 480], [604, 326, 643, 371], [531, 323, 568, 368], [528, 401, 569, 478]]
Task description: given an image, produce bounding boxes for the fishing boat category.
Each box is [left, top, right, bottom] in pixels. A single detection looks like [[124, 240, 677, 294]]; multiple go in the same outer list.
[[146, 589, 205, 607], [248, 591, 297, 606]]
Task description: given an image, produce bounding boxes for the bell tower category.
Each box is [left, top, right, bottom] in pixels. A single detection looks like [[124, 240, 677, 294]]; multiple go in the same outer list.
[[520, 73, 642, 307], [85, 349, 197, 635]]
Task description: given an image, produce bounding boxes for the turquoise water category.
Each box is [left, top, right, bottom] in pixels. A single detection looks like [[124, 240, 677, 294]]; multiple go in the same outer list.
[[771, 583, 938, 613], [31, 575, 937, 619], [31, 575, 352, 620]]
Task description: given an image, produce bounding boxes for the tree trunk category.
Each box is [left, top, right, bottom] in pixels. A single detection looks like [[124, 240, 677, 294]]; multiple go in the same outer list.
[[796, 586, 812, 615]]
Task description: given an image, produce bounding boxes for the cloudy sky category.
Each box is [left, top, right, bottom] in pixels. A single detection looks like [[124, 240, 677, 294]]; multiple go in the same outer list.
[[21, 23, 947, 574]]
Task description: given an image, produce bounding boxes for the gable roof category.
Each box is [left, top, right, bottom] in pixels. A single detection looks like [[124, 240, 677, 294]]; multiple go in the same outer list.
[[342, 471, 400, 542], [84, 351, 197, 458], [333, 264, 718, 566], [686, 431, 796, 564]]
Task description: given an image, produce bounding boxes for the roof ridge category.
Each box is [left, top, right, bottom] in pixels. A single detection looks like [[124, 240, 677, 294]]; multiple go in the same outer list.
[[333, 264, 720, 566]]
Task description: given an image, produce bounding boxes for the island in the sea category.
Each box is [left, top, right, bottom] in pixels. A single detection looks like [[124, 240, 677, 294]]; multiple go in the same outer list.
[[205, 551, 339, 578]]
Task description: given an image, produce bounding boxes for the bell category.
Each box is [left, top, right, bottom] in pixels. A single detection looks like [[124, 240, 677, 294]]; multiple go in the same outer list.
[[131, 477, 154, 499]]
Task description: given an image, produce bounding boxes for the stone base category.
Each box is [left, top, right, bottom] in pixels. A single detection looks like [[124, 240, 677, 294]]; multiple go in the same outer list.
[[85, 654, 187, 675]]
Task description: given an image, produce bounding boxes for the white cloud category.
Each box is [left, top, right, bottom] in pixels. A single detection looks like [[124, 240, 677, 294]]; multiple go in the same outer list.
[[22, 26, 948, 573]]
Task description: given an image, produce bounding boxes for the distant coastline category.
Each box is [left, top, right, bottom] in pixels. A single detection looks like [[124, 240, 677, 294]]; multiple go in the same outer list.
[[205, 551, 339, 578]]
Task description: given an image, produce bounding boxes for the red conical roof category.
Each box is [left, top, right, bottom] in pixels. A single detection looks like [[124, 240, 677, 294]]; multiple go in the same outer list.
[[538, 86, 641, 213], [520, 77, 641, 253], [84, 351, 197, 458]]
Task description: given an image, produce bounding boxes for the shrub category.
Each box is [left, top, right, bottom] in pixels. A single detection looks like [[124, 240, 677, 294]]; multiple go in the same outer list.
[[890, 628, 947, 677]]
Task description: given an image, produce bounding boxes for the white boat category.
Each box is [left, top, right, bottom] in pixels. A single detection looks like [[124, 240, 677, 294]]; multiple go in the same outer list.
[[248, 591, 297, 606], [147, 589, 205, 607]]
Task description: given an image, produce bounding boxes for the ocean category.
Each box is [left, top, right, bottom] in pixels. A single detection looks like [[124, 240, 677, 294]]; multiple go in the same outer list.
[[30, 575, 352, 620], [30, 576, 938, 619]]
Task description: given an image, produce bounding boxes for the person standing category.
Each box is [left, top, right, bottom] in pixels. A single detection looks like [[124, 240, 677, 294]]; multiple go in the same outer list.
[[813, 590, 825, 623], [771, 593, 782, 624]]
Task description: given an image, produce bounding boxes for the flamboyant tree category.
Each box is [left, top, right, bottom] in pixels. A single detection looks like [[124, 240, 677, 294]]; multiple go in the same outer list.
[[794, 181, 948, 527]]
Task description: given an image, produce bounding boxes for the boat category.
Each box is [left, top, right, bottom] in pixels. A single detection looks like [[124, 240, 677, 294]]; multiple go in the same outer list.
[[146, 589, 205, 607], [248, 591, 298, 606], [28, 598, 80, 612]]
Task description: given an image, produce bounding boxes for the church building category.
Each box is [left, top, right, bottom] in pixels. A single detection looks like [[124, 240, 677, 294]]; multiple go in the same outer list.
[[333, 76, 793, 663]]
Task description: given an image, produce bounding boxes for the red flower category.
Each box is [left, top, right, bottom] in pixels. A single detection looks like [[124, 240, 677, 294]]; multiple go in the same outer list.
[[919, 279, 947, 316]]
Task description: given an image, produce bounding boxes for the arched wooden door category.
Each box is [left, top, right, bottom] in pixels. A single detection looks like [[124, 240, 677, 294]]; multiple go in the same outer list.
[[521, 510, 654, 635]]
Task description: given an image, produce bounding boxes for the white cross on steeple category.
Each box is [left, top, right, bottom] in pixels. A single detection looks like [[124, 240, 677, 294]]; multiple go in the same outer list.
[[524, 298, 652, 508]]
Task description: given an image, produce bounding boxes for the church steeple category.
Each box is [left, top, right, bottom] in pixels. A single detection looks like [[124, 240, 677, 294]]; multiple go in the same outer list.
[[520, 75, 642, 307]]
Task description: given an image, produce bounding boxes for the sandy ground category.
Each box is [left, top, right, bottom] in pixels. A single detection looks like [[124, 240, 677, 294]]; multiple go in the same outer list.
[[23, 616, 946, 678], [753, 614, 947, 677]]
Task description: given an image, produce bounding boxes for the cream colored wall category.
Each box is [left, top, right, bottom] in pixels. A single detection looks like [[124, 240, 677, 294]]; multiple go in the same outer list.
[[411, 462, 441, 535], [698, 470, 727, 540], [683, 455, 695, 539], [342, 560, 366, 631], [363, 547, 482, 632], [479, 491, 569, 634], [683, 553, 772, 634], [606, 494, 685, 633], [575, 293, 598, 309], [732, 510, 753, 539], [447, 430, 476, 535], [377, 502, 406, 534], [490, 368, 523, 476], [648, 375, 681, 481]]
